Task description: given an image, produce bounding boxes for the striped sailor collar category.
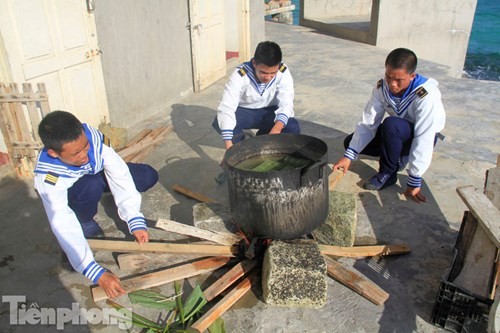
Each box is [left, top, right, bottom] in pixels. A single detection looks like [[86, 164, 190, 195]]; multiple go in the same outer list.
[[240, 60, 278, 96], [34, 123, 104, 178], [382, 74, 428, 115]]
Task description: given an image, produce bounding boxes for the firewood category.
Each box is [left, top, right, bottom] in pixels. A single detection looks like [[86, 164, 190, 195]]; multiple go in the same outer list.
[[155, 218, 242, 246], [203, 260, 257, 302], [116, 252, 209, 272], [190, 270, 259, 332], [319, 244, 410, 258], [323, 256, 389, 305], [117, 126, 172, 159], [87, 239, 239, 256], [91, 256, 231, 302]]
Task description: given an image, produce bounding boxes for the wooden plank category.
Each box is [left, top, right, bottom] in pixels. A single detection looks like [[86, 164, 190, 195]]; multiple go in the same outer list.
[[9, 83, 31, 143], [117, 252, 209, 272], [485, 167, 500, 210], [203, 260, 257, 302], [323, 256, 389, 305], [319, 244, 411, 258], [190, 271, 258, 332], [123, 128, 152, 149], [36, 83, 51, 118], [457, 185, 500, 247], [87, 239, 238, 256], [0, 93, 49, 102], [0, 85, 15, 162], [91, 256, 231, 302], [117, 128, 169, 158], [128, 126, 173, 162], [121, 128, 154, 162], [448, 211, 479, 281], [452, 224, 497, 298], [172, 184, 218, 203], [155, 218, 242, 246], [22, 83, 42, 141], [490, 252, 500, 299], [329, 169, 344, 191], [12, 141, 44, 148]]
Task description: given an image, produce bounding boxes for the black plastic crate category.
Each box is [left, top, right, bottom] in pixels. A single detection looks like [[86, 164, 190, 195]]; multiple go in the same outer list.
[[431, 279, 493, 333]]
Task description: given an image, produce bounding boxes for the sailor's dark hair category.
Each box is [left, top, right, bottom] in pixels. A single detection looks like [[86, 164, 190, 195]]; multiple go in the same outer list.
[[385, 48, 418, 74], [253, 41, 282, 67], [38, 110, 84, 153]]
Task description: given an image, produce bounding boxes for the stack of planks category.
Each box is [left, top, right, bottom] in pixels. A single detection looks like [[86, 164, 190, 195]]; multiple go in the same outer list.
[[451, 162, 500, 300], [117, 126, 173, 163], [0, 83, 49, 177]]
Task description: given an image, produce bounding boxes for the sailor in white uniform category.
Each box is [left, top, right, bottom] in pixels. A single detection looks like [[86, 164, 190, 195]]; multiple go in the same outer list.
[[333, 48, 445, 203], [213, 41, 300, 151], [34, 111, 158, 298]]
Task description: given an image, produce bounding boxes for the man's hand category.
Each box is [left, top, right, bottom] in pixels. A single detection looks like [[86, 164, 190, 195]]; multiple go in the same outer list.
[[98, 272, 126, 299], [333, 157, 351, 174], [224, 140, 233, 150], [404, 186, 427, 203], [132, 229, 149, 244], [269, 121, 285, 134]]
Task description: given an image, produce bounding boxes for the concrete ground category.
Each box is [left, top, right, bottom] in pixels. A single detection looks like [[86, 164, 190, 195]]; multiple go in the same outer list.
[[1, 22, 499, 333]]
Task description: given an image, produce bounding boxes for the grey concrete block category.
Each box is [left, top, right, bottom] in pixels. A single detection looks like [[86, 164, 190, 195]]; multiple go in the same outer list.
[[192, 203, 239, 234], [312, 191, 356, 247], [262, 239, 327, 308]]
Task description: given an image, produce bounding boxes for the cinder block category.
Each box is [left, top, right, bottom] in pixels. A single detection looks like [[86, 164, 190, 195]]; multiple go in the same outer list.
[[262, 239, 327, 308], [192, 203, 239, 234], [312, 191, 356, 247]]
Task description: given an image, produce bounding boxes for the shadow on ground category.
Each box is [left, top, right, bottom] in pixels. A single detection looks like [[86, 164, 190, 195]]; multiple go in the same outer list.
[[0, 177, 92, 333], [157, 103, 458, 332]]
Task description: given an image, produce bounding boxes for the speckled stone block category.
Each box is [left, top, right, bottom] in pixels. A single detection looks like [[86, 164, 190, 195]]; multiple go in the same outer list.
[[98, 124, 128, 150], [262, 239, 327, 308], [311, 191, 356, 247], [192, 203, 239, 234]]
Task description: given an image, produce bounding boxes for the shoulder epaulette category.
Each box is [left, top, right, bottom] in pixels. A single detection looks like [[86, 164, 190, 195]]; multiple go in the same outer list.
[[238, 68, 246, 77], [416, 86, 428, 98], [279, 64, 287, 73], [44, 172, 59, 186], [377, 79, 383, 89], [103, 134, 111, 147]]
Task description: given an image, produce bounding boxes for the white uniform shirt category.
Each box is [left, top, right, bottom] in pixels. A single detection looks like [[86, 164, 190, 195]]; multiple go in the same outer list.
[[345, 76, 446, 187], [34, 124, 146, 283], [216, 61, 294, 140]]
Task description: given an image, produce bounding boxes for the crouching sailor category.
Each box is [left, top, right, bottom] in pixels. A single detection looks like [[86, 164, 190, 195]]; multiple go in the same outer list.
[[333, 48, 446, 203], [34, 111, 158, 298]]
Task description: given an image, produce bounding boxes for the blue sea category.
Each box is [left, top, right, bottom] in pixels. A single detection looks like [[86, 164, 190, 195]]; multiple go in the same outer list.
[[463, 0, 500, 81], [287, 0, 499, 82]]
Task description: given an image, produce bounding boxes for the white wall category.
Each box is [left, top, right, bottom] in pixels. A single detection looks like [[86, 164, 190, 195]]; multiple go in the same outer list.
[[304, 0, 372, 20], [374, 0, 477, 78]]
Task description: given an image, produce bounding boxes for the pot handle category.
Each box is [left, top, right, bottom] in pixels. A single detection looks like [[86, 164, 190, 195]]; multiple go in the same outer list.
[[300, 159, 327, 186]]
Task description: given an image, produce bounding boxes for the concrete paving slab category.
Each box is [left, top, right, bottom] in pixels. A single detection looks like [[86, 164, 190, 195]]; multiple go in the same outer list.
[[1, 21, 499, 332]]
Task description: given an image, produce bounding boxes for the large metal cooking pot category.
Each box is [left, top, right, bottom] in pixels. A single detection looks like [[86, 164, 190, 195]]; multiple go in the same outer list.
[[224, 133, 328, 239]]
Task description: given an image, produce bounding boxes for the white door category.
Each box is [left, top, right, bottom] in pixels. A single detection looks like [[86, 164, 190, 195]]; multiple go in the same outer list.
[[0, 0, 109, 126], [189, 0, 226, 92]]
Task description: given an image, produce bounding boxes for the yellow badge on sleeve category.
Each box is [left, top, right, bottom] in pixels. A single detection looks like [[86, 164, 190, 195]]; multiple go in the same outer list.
[[103, 135, 111, 147], [44, 172, 59, 186]]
